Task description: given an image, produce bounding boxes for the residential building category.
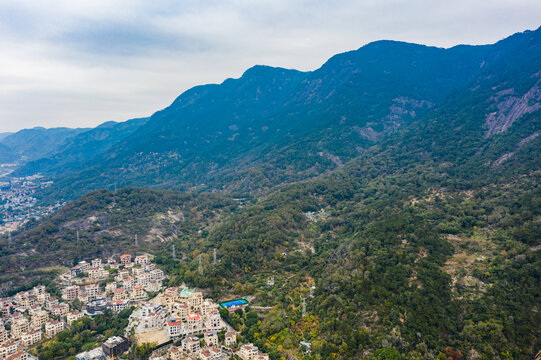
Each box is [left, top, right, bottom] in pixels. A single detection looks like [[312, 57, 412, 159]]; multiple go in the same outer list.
[[131, 285, 146, 301], [204, 330, 218, 347], [225, 330, 237, 347], [102, 336, 130, 359], [75, 347, 104, 360], [167, 319, 184, 339], [112, 301, 128, 312], [0, 342, 18, 359], [0, 324, 8, 343], [10, 318, 29, 339], [5, 351, 28, 360], [85, 284, 99, 301], [67, 311, 84, 326], [120, 254, 131, 265], [134, 255, 148, 265], [21, 330, 41, 347], [181, 337, 200, 354], [31, 310, 49, 329], [200, 348, 221, 360], [91, 259, 102, 268], [62, 286, 79, 301], [238, 344, 269, 360], [112, 288, 128, 302], [51, 303, 70, 317], [78, 261, 90, 272], [45, 321, 65, 337], [168, 346, 182, 360]]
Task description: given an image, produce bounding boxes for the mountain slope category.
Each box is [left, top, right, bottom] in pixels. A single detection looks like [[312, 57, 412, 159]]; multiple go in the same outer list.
[[16, 117, 149, 176], [3, 27, 541, 359], [0, 143, 16, 163], [37, 40, 492, 201], [1, 126, 89, 162]]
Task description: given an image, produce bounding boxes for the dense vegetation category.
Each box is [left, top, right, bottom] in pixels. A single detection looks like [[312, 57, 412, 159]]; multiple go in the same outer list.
[[0, 188, 240, 291], [34, 308, 133, 360], [2, 27, 540, 359]]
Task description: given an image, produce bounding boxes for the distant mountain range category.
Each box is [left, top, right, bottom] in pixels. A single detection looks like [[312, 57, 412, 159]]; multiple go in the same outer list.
[[3, 27, 541, 204]]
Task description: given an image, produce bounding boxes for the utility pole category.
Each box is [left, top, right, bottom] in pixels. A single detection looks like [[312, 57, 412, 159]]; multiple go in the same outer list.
[[302, 298, 306, 318], [213, 248, 217, 265], [134, 234, 138, 247], [172, 245, 176, 259], [8, 232, 12, 247], [76, 229, 80, 247], [198, 254, 203, 275]]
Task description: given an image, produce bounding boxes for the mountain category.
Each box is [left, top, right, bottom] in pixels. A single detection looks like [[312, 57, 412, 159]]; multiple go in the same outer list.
[[0, 126, 89, 162], [0, 132, 13, 141], [0, 187, 238, 289], [0, 143, 16, 163], [36, 39, 492, 201], [2, 27, 540, 359], [17, 117, 149, 176]]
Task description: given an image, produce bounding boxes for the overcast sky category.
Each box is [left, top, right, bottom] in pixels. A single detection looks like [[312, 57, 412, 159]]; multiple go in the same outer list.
[[0, 0, 539, 132]]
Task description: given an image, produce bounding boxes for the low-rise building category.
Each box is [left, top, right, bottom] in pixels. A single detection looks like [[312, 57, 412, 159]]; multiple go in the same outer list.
[[134, 255, 148, 265], [120, 254, 131, 266], [0, 342, 18, 359], [91, 258, 102, 268], [67, 311, 84, 326], [102, 336, 130, 359], [62, 286, 79, 301], [167, 319, 184, 339], [181, 336, 200, 355], [5, 351, 28, 360], [204, 330, 218, 347], [112, 300, 129, 312], [200, 348, 221, 360], [225, 330, 237, 347], [131, 285, 146, 301], [75, 347, 104, 360], [0, 324, 8, 343], [21, 330, 41, 347], [237, 344, 269, 360], [51, 303, 70, 317], [112, 288, 128, 302], [85, 284, 100, 301], [168, 346, 182, 360], [45, 321, 65, 337], [10, 317, 29, 339]]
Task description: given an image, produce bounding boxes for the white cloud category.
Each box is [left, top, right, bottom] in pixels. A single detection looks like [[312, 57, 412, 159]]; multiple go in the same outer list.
[[0, 0, 539, 131]]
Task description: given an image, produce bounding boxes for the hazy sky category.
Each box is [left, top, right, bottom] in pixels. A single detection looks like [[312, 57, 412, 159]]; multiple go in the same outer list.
[[0, 0, 540, 132]]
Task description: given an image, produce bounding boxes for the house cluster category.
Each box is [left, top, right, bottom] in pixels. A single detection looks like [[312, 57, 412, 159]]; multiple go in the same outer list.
[[57, 254, 165, 316], [152, 339, 269, 360], [127, 287, 224, 339], [2, 253, 270, 360], [0, 284, 75, 360]]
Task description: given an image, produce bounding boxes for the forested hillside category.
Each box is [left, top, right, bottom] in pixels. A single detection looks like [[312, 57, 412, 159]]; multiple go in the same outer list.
[[0, 126, 89, 162], [0, 188, 239, 291], [34, 38, 493, 202], [2, 27, 540, 360]]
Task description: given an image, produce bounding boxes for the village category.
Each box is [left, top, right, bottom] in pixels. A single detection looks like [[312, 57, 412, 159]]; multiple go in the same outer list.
[[0, 252, 269, 360], [0, 174, 63, 233]]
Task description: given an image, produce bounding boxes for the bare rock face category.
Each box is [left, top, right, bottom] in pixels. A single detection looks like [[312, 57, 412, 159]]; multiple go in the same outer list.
[[484, 76, 541, 138]]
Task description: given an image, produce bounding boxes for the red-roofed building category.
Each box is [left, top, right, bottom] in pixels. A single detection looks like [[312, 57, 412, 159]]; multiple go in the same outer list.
[[167, 319, 184, 338], [120, 254, 131, 265]]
